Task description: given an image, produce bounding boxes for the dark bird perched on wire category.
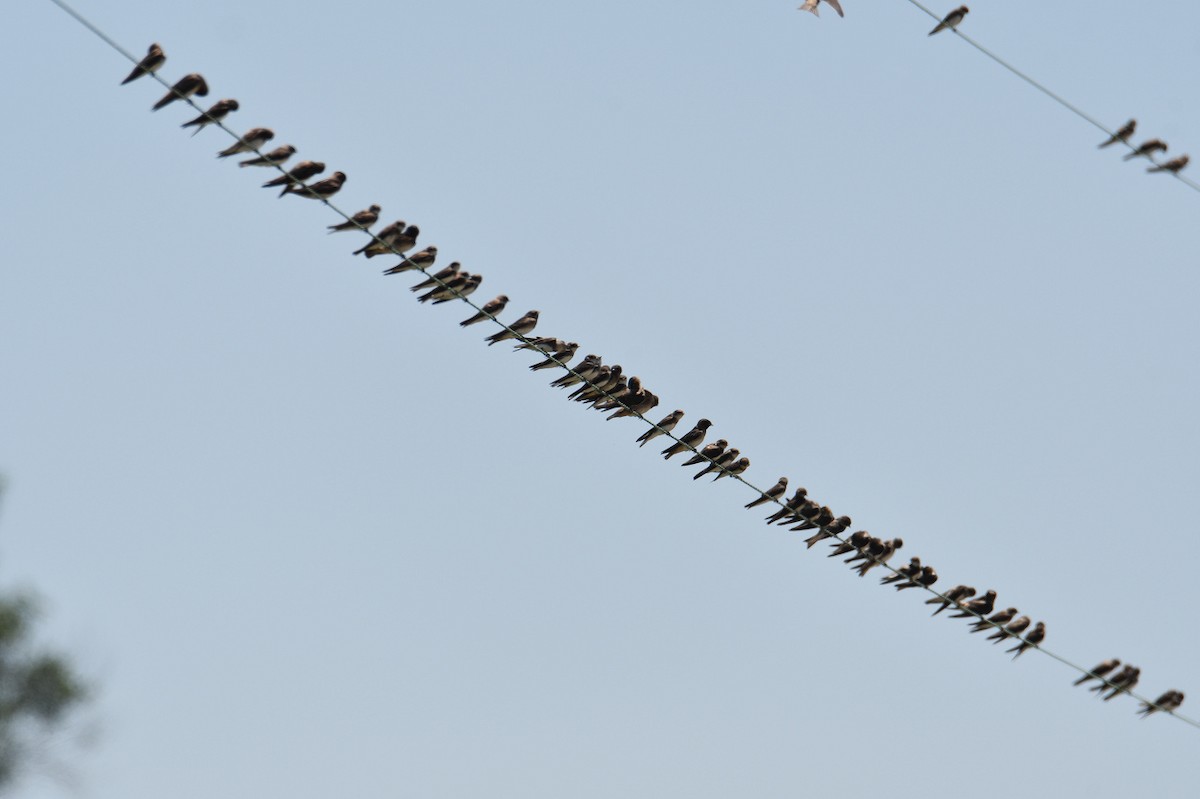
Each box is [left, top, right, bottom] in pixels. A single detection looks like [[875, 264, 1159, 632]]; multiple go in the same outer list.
[[970, 607, 1017, 634], [636, 410, 684, 448], [461, 295, 509, 328], [927, 585, 975, 616], [122, 43, 165, 85], [152, 72, 208, 110], [181, 98, 238, 135], [1007, 622, 1046, 659], [987, 615, 1030, 643], [1138, 690, 1185, 718], [949, 589, 996, 619], [328, 204, 381, 233], [744, 476, 787, 509], [1073, 659, 1121, 688], [1097, 119, 1135, 148]]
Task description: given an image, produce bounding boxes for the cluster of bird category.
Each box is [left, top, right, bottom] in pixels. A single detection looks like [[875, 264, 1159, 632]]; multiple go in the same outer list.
[[1098, 119, 1190, 175], [120, 43, 1186, 721], [797, 4, 1191, 177]]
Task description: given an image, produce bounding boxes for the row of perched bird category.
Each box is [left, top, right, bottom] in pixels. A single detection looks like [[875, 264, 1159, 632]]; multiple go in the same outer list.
[[797, 5, 1192, 177], [120, 43, 1186, 721]]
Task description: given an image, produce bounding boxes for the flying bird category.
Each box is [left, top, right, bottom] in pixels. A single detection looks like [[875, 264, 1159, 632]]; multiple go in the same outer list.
[[1138, 690, 1185, 718], [1006, 621, 1046, 659], [460, 295, 509, 327], [122, 43, 166, 85], [745, 477, 788, 509], [1123, 139, 1167, 160], [239, 144, 297, 168], [1097, 119, 1136, 148], [181, 98, 238, 135], [328, 205, 382, 233], [1148, 154, 1190, 174], [217, 127, 275, 158], [485, 310, 540, 346], [151, 73, 208, 110], [929, 5, 968, 35], [637, 410, 684, 447], [1073, 659, 1121, 687], [798, 0, 844, 17], [663, 419, 713, 461]]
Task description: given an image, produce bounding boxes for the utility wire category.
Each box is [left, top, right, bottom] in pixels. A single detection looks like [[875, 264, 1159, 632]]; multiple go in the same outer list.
[[903, 0, 1200, 194], [44, 0, 1198, 728]]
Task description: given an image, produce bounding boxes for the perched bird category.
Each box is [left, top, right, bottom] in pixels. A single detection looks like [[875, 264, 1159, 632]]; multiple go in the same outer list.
[[949, 589, 996, 619], [1148, 154, 1190, 174], [798, 0, 844, 17], [530, 342, 579, 371], [1097, 119, 1136, 148], [881, 557, 922, 586], [418, 272, 471, 303], [515, 336, 563, 354], [217, 127, 274, 158], [1073, 659, 1121, 687], [1138, 690, 1185, 718], [382, 246, 438, 275], [682, 440, 728, 468], [263, 160, 325, 194], [1123, 139, 1168, 161], [355, 224, 419, 257], [283, 171, 346, 200], [609, 391, 660, 421], [1007, 621, 1046, 659], [122, 43, 166, 85], [485, 310, 540, 346], [693, 448, 738, 480], [987, 614, 1030, 643], [567, 365, 614, 398], [829, 530, 871, 558], [151, 73, 208, 111], [970, 607, 1017, 634], [550, 355, 601, 388], [1096, 666, 1141, 701], [239, 144, 297, 168], [460, 295, 509, 327], [411, 263, 461, 292], [663, 419, 714, 461], [910, 566, 939, 590], [432, 274, 481, 304], [181, 98, 238, 135], [328, 205, 382, 233], [803, 515, 851, 548], [637, 410, 684, 447], [854, 538, 902, 577], [714, 456, 750, 480], [928, 585, 975, 616], [745, 477, 788, 509], [766, 487, 809, 524], [793, 505, 834, 532], [929, 5, 968, 35]]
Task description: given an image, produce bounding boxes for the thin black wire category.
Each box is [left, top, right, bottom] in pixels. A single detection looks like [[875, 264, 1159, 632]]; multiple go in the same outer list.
[[904, 0, 1200, 194], [45, 0, 1197, 727]]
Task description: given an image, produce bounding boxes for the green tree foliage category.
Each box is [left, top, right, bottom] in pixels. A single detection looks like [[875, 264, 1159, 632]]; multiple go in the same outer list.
[[0, 480, 89, 792]]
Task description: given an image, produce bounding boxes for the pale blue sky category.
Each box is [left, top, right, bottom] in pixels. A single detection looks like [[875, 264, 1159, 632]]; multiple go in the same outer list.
[[3, 1, 1199, 796]]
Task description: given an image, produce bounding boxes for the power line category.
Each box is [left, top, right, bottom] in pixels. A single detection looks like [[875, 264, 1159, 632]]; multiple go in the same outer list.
[[43, 0, 1197, 728], [903, 0, 1200, 194]]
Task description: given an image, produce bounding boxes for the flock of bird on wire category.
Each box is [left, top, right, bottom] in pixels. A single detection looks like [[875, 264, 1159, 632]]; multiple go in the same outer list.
[[118, 39, 1186, 721], [799, 2, 1191, 177]]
